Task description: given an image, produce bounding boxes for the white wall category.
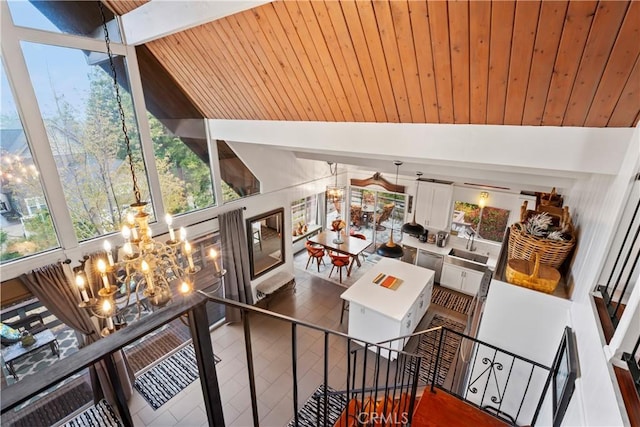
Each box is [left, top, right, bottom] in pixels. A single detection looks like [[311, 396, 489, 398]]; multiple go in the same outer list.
[[559, 125, 639, 427], [476, 280, 571, 426]]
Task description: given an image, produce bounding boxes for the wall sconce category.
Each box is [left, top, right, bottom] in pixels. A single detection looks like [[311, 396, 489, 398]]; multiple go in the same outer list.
[[479, 191, 489, 208]]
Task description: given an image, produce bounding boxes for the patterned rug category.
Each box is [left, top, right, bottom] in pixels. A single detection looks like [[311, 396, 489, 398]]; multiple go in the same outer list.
[[430, 286, 474, 314], [406, 315, 466, 386], [124, 319, 191, 374], [134, 343, 220, 410], [287, 384, 347, 427], [62, 399, 122, 427], [1, 376, 93, 427]]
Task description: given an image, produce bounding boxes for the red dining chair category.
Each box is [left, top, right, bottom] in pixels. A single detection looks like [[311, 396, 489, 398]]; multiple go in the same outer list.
[[329, 252, 351, 284], [305, 240, 325, 272]]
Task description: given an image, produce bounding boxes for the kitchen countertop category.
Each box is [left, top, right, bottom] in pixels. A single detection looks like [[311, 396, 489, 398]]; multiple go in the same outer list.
[[340, 257, 434, 321], [401, 234, 499, 270]]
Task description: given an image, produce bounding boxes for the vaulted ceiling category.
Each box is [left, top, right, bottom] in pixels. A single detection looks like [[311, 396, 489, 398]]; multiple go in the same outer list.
[[106, 0, 639, 128]]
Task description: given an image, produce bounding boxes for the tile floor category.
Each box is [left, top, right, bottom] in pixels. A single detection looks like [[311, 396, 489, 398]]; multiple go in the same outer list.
[[127, 257, 467, 427]]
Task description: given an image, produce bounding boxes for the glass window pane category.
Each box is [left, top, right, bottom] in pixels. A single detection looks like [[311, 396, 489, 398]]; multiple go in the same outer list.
[[217, 140, 260, 203], [451, 201, 509, 243], [1, 61, 59, 263], [149, 118, 215, 214], [21, 42, 152, 242], [7, 1, 122, 42]]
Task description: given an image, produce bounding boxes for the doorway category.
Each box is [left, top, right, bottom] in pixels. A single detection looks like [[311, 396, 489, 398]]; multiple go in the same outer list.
[[349, 187, 406, 253]]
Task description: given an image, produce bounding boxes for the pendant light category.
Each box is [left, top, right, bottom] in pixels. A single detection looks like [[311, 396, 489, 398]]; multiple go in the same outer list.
[[401, 172, 426, 237], [326, 161, 345, 204], [377, 161, 404, 259]]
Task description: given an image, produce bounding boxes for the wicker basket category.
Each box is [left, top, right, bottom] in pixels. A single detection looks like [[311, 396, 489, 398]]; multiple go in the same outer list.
[[508, 222, 575, 269], [505, 253, 561, 294]]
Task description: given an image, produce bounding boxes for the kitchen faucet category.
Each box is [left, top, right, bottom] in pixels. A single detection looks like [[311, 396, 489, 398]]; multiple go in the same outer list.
[[466, 229, 477, 252]]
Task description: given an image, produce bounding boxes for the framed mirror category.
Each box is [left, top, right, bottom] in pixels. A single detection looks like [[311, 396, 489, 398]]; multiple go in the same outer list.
[[246, 208, 285, 279]]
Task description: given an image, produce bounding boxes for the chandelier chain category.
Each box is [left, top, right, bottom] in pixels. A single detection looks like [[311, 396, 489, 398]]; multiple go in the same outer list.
[[98, 1, 141, 204]]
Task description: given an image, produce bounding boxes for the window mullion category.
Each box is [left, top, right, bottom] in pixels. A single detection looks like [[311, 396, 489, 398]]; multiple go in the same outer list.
[[123, 44, 166, 223], [1, 3, 78, 250], [206, 122, 223, 207]]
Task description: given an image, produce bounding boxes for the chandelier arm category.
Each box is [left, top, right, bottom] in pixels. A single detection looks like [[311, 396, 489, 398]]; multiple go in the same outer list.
[[98, 1, 142, 205]]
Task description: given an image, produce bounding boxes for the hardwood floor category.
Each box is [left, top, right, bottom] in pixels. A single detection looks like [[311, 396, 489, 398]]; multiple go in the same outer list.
[[412, 389, 509, 427]]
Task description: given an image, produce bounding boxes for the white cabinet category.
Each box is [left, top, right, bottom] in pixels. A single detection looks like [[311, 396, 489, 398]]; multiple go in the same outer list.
[[440, 263, 484, 296], [414, 181, 453, 232]]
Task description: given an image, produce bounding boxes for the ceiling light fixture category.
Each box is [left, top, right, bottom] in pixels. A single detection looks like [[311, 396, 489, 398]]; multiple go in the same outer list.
[[401, 172, 425, 238], [75, 3, 224, 336], [326, 161, 345, 204], [377, 161, 404, 259], [479, 191, 489, 209]]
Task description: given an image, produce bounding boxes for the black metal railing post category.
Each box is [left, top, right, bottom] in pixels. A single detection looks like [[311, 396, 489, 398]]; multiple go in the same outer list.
[[291, 323, 299, 427], [323, 331, 329, 426], [431, 328, 445, 392], [188, 303, 225, 427], [103, 352, 134, 427], [241, 309, 259, 426]]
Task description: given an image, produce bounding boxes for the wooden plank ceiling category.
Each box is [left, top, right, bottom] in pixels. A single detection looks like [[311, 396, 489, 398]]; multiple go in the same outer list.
[[107, 0, 639, 127]]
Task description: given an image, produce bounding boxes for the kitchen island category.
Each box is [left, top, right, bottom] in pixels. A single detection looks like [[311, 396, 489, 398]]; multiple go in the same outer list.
[[340, 257, 434, 359]]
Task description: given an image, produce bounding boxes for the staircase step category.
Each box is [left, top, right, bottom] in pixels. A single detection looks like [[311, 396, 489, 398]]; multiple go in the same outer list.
[[412, 389, 509, 427]]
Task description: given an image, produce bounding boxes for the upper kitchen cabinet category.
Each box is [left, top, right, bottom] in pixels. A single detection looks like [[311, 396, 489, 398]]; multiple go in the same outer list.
[[414, 181, 453, 232]]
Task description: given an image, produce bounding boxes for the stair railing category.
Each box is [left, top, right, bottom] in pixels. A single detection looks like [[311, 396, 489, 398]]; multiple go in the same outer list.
[[375, 325, 552, 426]]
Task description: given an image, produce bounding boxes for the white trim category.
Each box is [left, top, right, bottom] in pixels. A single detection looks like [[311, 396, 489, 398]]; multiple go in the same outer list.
[[209, 120, 633, 176], [121, 0, 273, 45]]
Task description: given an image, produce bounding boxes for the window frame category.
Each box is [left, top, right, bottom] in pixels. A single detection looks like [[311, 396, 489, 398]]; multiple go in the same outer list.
[[0, 2, 222, 279]]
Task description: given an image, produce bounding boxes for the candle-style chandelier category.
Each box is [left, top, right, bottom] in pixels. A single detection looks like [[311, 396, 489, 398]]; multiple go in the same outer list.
[[74, 3, 224, 335]]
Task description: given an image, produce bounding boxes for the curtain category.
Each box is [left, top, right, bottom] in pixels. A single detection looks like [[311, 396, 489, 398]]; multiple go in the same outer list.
[[20, 261, 134, 409], [219, 208, 253, 322]]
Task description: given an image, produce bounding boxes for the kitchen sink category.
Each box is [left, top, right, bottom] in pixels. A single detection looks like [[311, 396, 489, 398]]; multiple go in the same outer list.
[[448, 248, 489, 265]]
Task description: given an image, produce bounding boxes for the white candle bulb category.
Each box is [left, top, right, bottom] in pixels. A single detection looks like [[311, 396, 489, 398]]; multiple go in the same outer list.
[[179, 227, 187, 242], [127, 212, 135, 225], [166, 214, 176, 241], [141, 260, 154, 290], [97, 259, 106, 274], [102, 299, 112, 315], [123, 242, 133, 257], [103, 240, 114, 266], [180, 281, 191, 294], [76, 275, 89, 302], [97, 259, 110, 289], [184, 242, 195, 271], [122, 225, 131, 241], [209, 248, 220, 273]]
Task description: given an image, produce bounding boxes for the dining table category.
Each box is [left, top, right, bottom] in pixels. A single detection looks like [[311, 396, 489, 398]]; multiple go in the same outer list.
[[308, 231, 372, 275]]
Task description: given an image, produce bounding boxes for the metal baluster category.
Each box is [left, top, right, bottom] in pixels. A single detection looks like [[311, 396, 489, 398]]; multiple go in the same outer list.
[[291, 323, 298, 427], [602, 197, 640, 301], [515, 364, 536, 422], [611, 248, 640, 325], [431, 329, 445, 392], [323, 331, 329, 426]]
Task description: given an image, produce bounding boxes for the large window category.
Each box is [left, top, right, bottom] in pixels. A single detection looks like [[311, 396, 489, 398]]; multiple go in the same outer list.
[[149, 118, 215, 214], [217, 140, 260, 203], [291, 194, 320, 235], [21, 42, 153, 241], [1, 61, 59, 263], [451, 201, 510, 243]]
